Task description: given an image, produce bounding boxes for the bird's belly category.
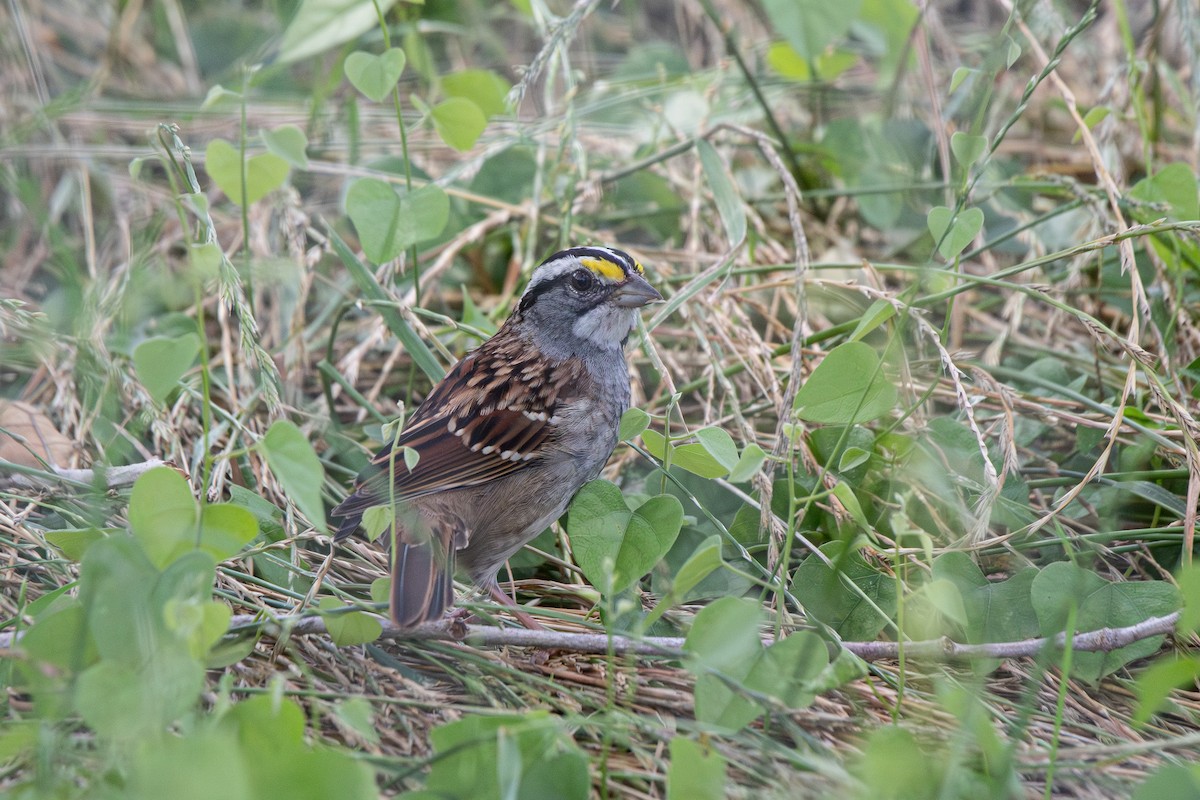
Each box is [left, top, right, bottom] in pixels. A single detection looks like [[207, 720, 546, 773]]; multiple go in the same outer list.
[[453, 413, 621, 582]]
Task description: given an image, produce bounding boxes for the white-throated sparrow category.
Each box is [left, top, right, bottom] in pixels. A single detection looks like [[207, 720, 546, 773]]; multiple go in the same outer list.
[[331, 246, 662, 628]]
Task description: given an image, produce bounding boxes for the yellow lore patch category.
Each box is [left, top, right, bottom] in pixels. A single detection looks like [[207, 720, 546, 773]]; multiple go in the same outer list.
[[579, 256, 627, 282]]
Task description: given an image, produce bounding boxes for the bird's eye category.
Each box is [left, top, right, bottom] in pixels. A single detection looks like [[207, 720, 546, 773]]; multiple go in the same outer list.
[[569, 269, 594, 291]]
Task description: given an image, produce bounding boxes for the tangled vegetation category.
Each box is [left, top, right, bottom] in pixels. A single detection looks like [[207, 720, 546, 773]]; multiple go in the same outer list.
[[2, 0, 1199, 797]]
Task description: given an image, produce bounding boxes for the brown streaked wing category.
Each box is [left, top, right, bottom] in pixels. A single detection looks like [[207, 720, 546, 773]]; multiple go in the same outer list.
[[336, 331, 583, 515]]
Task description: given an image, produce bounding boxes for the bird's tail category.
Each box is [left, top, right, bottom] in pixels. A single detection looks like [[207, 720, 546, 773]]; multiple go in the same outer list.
[[391, 541, 454, 628]]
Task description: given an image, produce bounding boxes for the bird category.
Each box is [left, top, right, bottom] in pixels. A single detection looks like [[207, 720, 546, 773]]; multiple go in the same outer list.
[[330, 246, 663, 628]]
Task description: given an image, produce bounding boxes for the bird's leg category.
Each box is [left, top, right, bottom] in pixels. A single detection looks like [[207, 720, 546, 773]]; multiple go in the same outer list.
[[484, 580, 545, 630]]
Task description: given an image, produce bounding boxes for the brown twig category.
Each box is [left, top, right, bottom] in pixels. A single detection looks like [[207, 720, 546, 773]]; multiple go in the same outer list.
[[148, 608, 1187, 663]]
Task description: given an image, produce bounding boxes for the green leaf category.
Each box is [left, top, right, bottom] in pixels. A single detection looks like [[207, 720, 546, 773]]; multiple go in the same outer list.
[[188, 241, 222, 284], [128, 467, 198, 569], [762, 0, 863, 61], [619, 407, 651, 441], [792, 541, 896, 640], [696, 427, 740, 472], [260, 420, 327, 533], [696, 139, 746, 247], [837, 447, 870, 473], [743, 630, 829, 708], [133, 333, 201, 405], [645, 535, 724, 627], [344, 48, 406, 102], [75, 650, 204, 740], [128, 727, 252, 800], [854, 726, 940, 798], [220, 695, 378, 799], [426, 712, 586, 800], [933, 552, 1040, 644], [831, 480, 867, 529], [276, 0, 401, 65], [568, 480, 684, 596], [767, 41, 810, 80], [261, 124, 310, 169], [442, 69, 512, 118], [905, 578, 967, 639], [1031, 561, 1181, 682], [927, 205, 983, 260], [644, 427, 740, 478], [666, 444, 728, 478], [345, 178, 450, 263], [1005, 35, 1022, 67], [667, 737, 726, 800], [1132, 655, 1200, 726], [198, 503, 259, 562], [949, 67, 977, 93], [848, 299, 896, 341], [430, 97, 488, 151], [204, 139, 289, 206], [727, 443, 767, 483], [1129, 162, 1200, 222], [19, 604, 91, 675], [318, 598, 383, 647], [1081, 105, 1111, 129], [333, 697, 380, 746], [950, 132, 987, 169], [1133, 765, 1200, 800], [361, 505, 392, 543], [685, 598, 829, 730], [44, 527, 106, 561], [78, 535, 160, 662], [684, 596, 762, 675], [640, 428, 667, 460], [1176, 564, 1200, 635], [793, 341, 897, 424]]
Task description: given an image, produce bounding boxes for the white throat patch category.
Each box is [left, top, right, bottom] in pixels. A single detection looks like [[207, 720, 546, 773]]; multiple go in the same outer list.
[[572, 303, 635, 346]]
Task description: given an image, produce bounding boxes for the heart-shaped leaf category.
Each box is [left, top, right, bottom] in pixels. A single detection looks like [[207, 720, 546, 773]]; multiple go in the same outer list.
[[568, 480, 683, 596], [950, 132, 987, 169], [260, 420, 327, 533], [133, 333, 201, 405], [793, 341, 897, 424], [619, 407, 651, 441], [441, 69, 511, 118], [430, 97, 487, 151], [792, 541, 897, 641], [640, 429, 737, 479], [261, 124, 310, 169], [684, 597, 829, 731], [934, 552, 1039, 645], [727, 443, 766, 483], [927, 205, 983, 260], [1031, 561, 1181, 682], [197, 503, 259, 562], [319, 598, 383, 647], [204, 139, 289, 206], [128, 467, 198, 569], [345, 178, 450, 264], [344, 48, 406, 102], [762, 0, 862, 61], [667, 737, 726, 800]]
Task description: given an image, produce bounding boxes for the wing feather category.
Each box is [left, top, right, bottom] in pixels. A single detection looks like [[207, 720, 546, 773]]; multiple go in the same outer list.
[[330, 327, 584, 536]]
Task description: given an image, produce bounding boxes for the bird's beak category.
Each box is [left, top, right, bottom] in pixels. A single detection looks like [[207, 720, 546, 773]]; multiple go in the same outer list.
[[611, 273, 664, 308]]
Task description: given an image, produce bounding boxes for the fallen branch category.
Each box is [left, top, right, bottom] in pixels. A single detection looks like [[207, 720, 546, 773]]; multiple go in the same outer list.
[[217, 609, 1182, 661], [0, 608, 1180, 660], [0, 458, 167, 490]]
